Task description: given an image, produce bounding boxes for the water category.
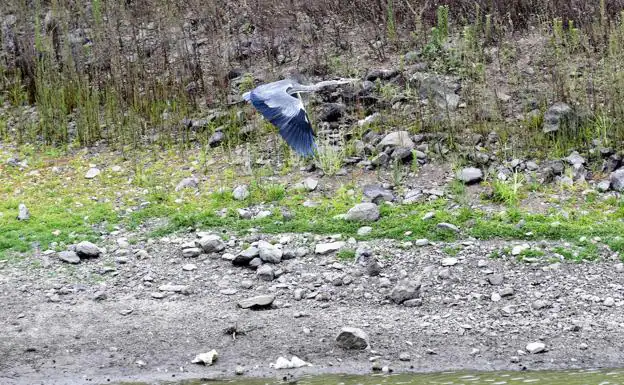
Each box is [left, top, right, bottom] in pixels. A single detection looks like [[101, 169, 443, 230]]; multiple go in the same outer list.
[[114, 368, 624, 385]]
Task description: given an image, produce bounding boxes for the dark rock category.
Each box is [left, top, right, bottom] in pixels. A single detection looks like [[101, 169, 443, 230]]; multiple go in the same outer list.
[[363, 184, 395, 204], [318, 103, 345, 122], [209, 131, 225, 147], [336, 327, 369, 350], [75, 241, 102, 259], [543, 102, 577, 134]]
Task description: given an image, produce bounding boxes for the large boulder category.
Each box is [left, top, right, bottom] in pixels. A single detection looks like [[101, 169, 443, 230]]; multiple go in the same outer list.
[[610, 169, 624, 192], [389, 279, 421, 304], [335, 327, 370, 350], [457, 167, 483, 184]]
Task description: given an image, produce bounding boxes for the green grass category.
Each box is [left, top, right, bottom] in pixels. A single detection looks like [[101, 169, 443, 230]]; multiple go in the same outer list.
[[3, 145, 624, 262]]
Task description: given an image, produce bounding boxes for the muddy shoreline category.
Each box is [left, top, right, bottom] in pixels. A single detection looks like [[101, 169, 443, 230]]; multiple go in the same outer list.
[[1, 236, 623, 385]]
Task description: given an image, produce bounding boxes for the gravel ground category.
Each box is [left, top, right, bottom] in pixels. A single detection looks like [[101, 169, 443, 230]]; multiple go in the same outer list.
[[1, 232, 624, 385]]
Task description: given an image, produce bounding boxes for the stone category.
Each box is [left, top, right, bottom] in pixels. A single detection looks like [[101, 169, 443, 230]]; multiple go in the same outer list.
[[610, 169, 624, 192], [511, 244, 529, 256], [93, 291, 107, 301], [336, 327, 369, 350], [315, 241, 346, 255], [209, 131, 225, 147], [499, 287, 515, 297], [318, 103, 346, 122], [531, 300, 549, 310], [75, 241, 102, 259], [249, 257, 263, 269], [437, 223, 460, 232], [357, 226, 373, 236], [256, 264, 275, 281], [344, 203, 380, 221], [258, 241, 282, 263], [597, 180, 611, 192], [604, 297, 615, 307], [301, 177, 319, 191], [457, 167, 483, 184], [389, 279, 421, 304], [363, 184, 395, 204], [271, 356, 312, 369], [491, 293, 502, 302], [409, 72, 460, 111], [377, 131, 415, 150], [237, 295, 275, 309], [159, 284, 189, 293], [526, 342, 546, 354], [441, 257, 458, 266], [233, 247, 259, 266], [565, 151, 585, 165], [415, 239, 429, 246], [182, 264, 197, 271], [191, 350, 218, 365], [17, 204, 30, 220], [233, 185, 250, 200], [85, 168, 100, 179], [196, 235, 225, 253], [175, 177, 199, 192], [543, 102, 577, 134], [182, 247, 202, 258], [58, 251, 80, 264]]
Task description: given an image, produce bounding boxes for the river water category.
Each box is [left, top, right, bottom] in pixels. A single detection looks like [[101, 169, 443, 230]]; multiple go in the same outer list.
[[119, 368, 624, 385]]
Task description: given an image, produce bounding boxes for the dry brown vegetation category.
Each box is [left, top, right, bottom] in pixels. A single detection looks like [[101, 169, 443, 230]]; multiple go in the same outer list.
[[2, 0, 624, 151]]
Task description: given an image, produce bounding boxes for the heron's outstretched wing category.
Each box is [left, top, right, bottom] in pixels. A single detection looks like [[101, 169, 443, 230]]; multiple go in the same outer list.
[[248, 85, 316, 157]]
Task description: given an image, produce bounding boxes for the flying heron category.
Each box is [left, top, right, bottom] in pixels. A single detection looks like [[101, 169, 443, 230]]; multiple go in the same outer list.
[[242, 77, 358, 157]]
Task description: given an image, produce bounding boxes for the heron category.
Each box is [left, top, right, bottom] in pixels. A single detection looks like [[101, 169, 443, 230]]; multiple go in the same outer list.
[[242, 77, 358, 157]]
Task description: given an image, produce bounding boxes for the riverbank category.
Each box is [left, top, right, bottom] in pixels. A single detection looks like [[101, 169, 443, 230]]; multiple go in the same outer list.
[[1, 230, 623, 385]]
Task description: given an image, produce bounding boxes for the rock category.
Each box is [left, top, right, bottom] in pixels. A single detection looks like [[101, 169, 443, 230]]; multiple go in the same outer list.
[[597, 180, 611, 192], [371, 152, 390, 167], [315, 242, 346, 255], [233, 185, 249, 200], [344, 203, 380, 221], [389, 279, 421, 304], [399, 352, 411, 361], [235, 366, 245, 375], [159, 284, 189, 293], [182, 263, 197, 271], [511, 244, 529, 256], [531, 300, 550, 310], [237, 295, 275, 309], [196, 235, 225, 253], [564, 151, 585, 165], [457, 167, 483, 184], [93, 291, 107, 301], [258, 241, 282, 263], [437, 223, 460, 232], [318, 103, 345, 122], [604, 297, 615, 307], [415, 239, 429, 246], [357, 226, 373, 236], [249, 257, 263, 269], [75, 241, 102, 259], [499, 287, 515, 297], [58, 251, 80, 264], [610, 169, 624, 192], [191, 350, 218, 365], [543, 103, 577, 133], [336, 327, 369, 350], [526, 342, 546, 354], [209, 131, 225, 147], [182, 247, 202, 258], [300, 177, 318, 191], [17, 204, 30, 220], [234, 247, 259, 266], [363, 184, 395, 204], [409, 72, 460, 111], [271, 356, 312, 369], [491, 293, 502, 302], [366, 258, 382, 277], [441, 258, 458, 266], [85, 168, 100, 179], [175, 177, 199, 192], [378, 131, 415, 150], [256, 264, 275, 281]]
